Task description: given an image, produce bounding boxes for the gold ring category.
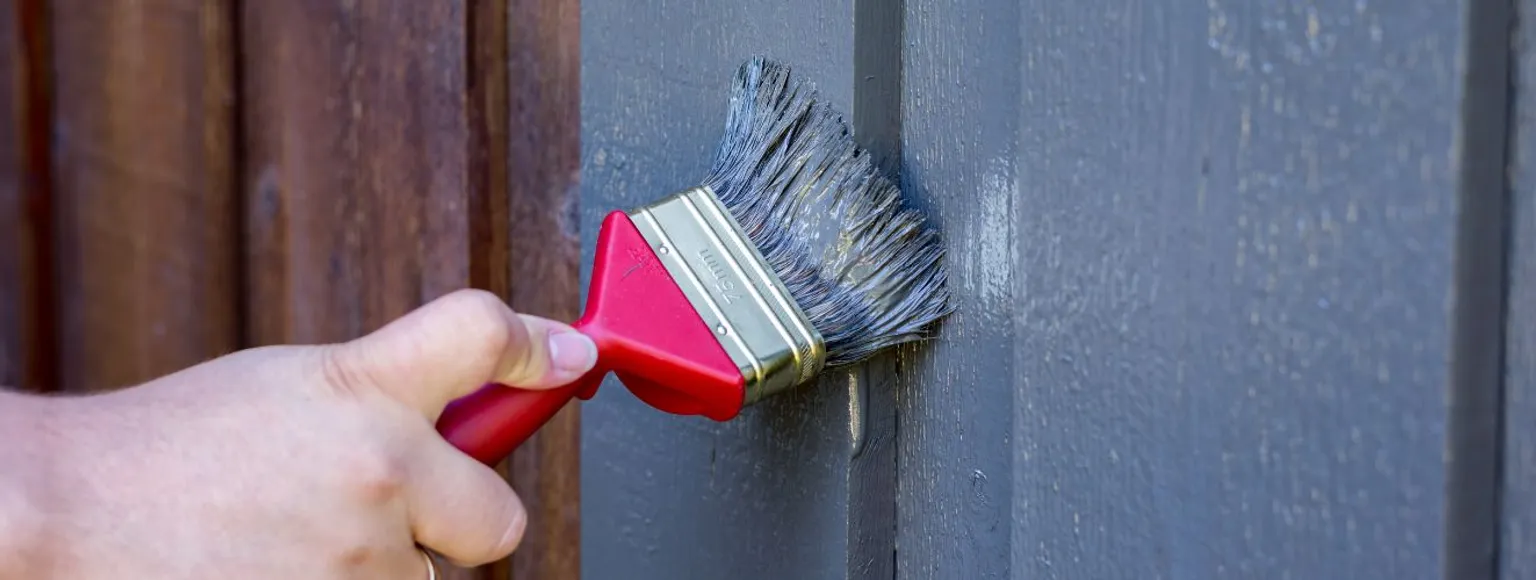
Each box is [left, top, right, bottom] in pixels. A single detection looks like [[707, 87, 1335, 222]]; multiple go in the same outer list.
[[419, 547, 438, 580]]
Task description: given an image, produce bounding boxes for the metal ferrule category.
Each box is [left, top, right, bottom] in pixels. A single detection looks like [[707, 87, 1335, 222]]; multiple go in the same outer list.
[[626, 186, 826, 405]]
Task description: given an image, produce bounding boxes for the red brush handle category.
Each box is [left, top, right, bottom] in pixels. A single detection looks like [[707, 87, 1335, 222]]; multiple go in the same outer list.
[[434, 211, 749, 466], [433, 385, 582, 465]]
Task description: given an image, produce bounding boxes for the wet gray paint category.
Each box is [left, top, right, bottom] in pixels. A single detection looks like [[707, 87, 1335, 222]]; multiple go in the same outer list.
[[898, 0, 1479, 578], [581, 0, 1509, 578], [894, 0, 1020, 577]]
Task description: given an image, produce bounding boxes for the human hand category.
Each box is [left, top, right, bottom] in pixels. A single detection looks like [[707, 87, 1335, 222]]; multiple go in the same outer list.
[[11, 289, 597, 579]]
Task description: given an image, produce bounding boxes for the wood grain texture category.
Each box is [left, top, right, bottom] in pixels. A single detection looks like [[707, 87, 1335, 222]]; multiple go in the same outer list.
[[899, 1, 1472, 578], [50, 0, 239, 392], [502, 0, 582, 577], [579, 0, 869, 577], [16, 0, 54, 393], [467, 2, 517, 575], [242, 1, 470, 348], [241, 3, 479, 578], [0, 0, 24, 387], [244, 2, 582, 576], [0, 0, 44, 389]]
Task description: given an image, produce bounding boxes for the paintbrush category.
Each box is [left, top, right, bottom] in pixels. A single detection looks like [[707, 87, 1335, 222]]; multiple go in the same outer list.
[[435, 57, 952, 465]]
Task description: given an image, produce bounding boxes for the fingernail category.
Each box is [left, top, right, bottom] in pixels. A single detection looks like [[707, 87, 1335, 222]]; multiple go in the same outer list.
[[548, 330, 598, 373]]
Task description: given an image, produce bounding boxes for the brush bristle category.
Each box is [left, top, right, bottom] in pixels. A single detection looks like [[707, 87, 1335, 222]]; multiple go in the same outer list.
[[701, 57, 952, 368]]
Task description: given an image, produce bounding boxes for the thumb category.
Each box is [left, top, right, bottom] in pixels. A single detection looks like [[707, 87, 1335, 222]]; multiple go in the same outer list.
[[322, 289, 598, 417]]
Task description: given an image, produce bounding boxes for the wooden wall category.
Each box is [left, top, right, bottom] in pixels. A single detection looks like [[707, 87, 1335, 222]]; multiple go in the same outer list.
[[7, 0, 1531, 577], [579, 0, 1514, 579], [901, 0, 1501, 578], [1504, 0, 1536, 577], [0, 0, 49, 391], [0, 2, 579, 578]]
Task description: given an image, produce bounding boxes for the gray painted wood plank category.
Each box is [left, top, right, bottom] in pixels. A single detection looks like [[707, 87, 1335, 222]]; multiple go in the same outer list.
[[1444, 0, 1511, 577], [899, 1, 1472, 578], [895, 0, 1020, 578], [847, 2, 905, 579], [1503, 1, 1536, 578], [578, 2, 876, 577]]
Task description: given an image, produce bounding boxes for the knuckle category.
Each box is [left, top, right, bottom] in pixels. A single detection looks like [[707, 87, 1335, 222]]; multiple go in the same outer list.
[[441, 289, 508, 325], [318, 344, 383, 399], [441, 290, 524, 380]]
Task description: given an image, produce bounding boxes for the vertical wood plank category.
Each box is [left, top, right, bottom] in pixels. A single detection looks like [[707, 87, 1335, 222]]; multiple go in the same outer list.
[[50, 0, 239, 392], [466, 2, 516, 574], [242, 2, 470, 349], [16, 0, 54, 393], [896, 1, 1019, 577], [241, 2, 485, 578], [847, 0, 903, 578], [468, 0, 512, 322], [246, 1, 583, 576], [502, 0, 582, 577], [1502, 0, 1536, 577], [0, 0, 43, 389], [1444, 0, 1512, 576], [468, 0, 584, 577], [899, 1, 1477, 578], [0, 0, 18, 386], [580, 0, 864, 576]]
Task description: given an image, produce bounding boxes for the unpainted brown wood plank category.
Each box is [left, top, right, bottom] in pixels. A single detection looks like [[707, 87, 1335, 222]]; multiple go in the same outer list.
[[0, 0, 49, 391], [467, 1, 586, 575], [0, 1, 18, 386], [501, 0, 582, 578], [466, 2, 516, 574], [241, 1, 472, 349], [16, 0, 55, 393], [469, 0, 512, 327], [241, 2, 491, 578], [50, 0, 240, 392]]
